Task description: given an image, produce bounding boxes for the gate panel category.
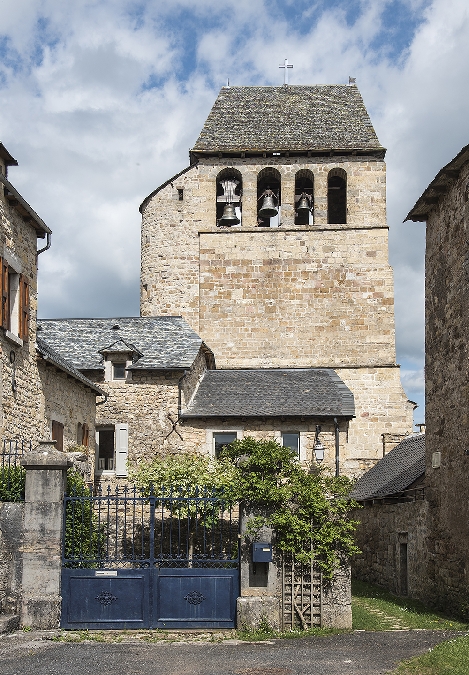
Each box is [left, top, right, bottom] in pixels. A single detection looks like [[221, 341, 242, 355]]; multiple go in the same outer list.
[[155, 568, 238, 628], [61, 568, 151, 629]]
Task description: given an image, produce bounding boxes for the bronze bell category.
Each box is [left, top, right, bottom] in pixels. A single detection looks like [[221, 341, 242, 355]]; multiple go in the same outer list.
[[258, 195, 278, 219], [219, 203, 240, 226], [296, 193, 311, 217]]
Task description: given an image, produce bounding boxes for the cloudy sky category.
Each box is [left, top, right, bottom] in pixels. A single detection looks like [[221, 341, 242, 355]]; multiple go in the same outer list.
[[1, 0, 468, 422]]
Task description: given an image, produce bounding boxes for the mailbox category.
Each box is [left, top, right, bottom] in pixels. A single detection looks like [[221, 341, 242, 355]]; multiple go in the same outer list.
[[252, 542, 273, 563]]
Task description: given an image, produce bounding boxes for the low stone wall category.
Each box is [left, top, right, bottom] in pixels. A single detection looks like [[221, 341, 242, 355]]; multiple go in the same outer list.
[[0, 502, 24, 614], [351, 499, 429, 601]]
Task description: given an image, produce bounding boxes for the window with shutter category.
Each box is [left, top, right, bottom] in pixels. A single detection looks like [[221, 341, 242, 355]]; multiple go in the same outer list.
[[115, 423, 129, 477]]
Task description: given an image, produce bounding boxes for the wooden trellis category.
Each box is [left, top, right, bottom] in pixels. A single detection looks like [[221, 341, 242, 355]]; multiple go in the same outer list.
[[281, 555, 322, 630]]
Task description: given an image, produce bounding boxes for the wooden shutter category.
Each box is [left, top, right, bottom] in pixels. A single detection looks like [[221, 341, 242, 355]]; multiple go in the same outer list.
[[52, 420, 64, 453], [18, 275, 30, 341], [82, 424, 89, 447], [114, 423, 128, 477], [0, 259, 9, 330]]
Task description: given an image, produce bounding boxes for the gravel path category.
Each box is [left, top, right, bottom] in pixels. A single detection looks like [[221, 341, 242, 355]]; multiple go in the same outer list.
[[0, 629, 466, 675]]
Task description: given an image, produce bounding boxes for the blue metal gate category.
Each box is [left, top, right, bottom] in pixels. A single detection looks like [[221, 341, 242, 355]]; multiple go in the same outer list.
[[61, 485, 239, 629]]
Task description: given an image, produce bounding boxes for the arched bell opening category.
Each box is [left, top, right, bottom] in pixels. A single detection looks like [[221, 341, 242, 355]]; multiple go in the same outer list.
[[295, 170, 314, 225], [257, 167, 281, 227], [216, 168, 243, 227], [327, 168, 347, 224]]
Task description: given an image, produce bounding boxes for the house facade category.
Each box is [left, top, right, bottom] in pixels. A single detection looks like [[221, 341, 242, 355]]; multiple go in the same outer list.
[[405, 142, 469, 616], [0, 142, 103, 454], [140, 85, 414, 476]]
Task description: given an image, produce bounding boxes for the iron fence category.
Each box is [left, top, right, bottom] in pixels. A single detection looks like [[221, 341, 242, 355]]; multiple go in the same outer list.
[[0, 439, 32, 501], [63, 484, 240, 569]]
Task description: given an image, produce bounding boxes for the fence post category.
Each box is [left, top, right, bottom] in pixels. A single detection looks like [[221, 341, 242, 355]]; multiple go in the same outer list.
[[237, 505, 281, 630], [20, 441, 72, 629]]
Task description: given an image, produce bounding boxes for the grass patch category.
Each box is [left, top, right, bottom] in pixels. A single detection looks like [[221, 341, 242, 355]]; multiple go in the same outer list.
[[236, 616, 343, 641], [393, 635, 469, 675], [352, 580, 469, 631]]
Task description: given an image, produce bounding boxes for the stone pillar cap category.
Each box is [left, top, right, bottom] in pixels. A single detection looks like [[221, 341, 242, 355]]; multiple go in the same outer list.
[[21, 440, 73, 468]]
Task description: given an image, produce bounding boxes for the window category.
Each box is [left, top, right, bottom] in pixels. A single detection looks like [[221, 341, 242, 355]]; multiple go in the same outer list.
[[77, 422, 89, 446], [177, 188, 184, 201], [282, 432, 300, 459], [52, 420, 64, 453], [113, 362, 127, 380], [0, 256, 29, 342], [327, 169, 347, 224], [213, 432, 237, 458], [96, 428, 115, 471]]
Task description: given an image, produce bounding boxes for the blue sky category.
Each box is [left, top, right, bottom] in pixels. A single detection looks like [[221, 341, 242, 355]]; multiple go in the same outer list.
[[1, 0, 469, 423]]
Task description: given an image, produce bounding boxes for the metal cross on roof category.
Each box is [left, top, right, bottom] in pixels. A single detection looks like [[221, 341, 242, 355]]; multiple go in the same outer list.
[[279, 58, 293, 85]]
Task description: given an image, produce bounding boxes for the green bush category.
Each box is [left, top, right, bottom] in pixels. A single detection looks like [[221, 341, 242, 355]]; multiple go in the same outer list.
[[0, 464, 26, 502], [64, 470, 105, 567]]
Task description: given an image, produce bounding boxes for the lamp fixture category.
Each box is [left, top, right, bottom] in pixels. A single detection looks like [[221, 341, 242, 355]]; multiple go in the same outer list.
[[313, 425, 325, 463]]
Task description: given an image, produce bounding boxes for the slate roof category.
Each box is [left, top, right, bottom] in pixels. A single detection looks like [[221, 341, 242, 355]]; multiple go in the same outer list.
[[351, 434, 425, 501], [191, 86, 383, 155], [405, 143, 469, 222], [182, 368, 355, 418], [36, 337, 106, 395], [36, 317, 207, 371]]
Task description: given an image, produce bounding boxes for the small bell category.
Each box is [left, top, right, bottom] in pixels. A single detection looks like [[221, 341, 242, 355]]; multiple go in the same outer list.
[[219, 203, 240, 226], [258, 193, 278, 219], [296, 193, 311, 217]]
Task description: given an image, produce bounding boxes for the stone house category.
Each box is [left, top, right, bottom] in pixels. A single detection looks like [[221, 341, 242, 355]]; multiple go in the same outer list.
[[404, 142, 469, 616], [37, 316, 356, 482], [0, 141, 103, 454], [140, 85, 414, 477], [351, 433, 427, 599]]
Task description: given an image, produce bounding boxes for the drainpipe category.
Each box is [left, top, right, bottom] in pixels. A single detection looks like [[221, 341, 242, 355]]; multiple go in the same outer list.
[[334, 417, 340, 477], [37, 232, 51, 256]]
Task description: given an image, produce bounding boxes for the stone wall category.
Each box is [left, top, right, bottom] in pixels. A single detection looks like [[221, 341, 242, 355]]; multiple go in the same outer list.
[[352, 500, 429, 601], [140, 154, 413, 477], [424, 159, 469, 616], [0, 502, 23, 615], [37, 358, 97, 455]]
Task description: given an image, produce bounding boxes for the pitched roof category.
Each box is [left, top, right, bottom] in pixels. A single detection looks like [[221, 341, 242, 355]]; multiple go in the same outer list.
[[182, 368, 355, 418], [351, 434, 425, 501], [36, 337, 106, 395], [405, 143, 469, 222], [36, 317, 209, 371], [191, 85, 383, 155]]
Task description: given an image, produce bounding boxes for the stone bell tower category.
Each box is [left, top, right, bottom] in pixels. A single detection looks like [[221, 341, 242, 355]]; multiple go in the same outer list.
[[140, 84, 414, 473]]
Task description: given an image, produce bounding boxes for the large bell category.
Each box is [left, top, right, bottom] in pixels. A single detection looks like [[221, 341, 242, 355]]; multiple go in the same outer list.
[[258, 195, 278, 219], [296, 193, 311, 217], [219, 202, 240, 226]]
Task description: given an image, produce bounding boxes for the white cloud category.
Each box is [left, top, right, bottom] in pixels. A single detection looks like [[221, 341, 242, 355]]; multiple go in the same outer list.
[[1, 0, 468, 423]]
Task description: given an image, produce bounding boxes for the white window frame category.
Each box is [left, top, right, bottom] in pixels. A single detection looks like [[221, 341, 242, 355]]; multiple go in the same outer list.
[[279, 430, 306, 462], [206, 428, 243, 458]]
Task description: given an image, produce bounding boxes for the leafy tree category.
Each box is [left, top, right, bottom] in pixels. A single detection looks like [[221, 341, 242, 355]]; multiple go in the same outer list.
[[0, 464, 25, 502], [64, 470, 104, 567]]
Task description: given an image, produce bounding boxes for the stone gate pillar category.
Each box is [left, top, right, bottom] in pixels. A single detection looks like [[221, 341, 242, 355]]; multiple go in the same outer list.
[[20, 441, 71, 629], [237, 505, 281, 630]]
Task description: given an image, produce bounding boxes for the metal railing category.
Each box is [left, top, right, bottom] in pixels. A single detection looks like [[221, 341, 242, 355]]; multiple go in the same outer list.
[[63, 484, 240, 569]]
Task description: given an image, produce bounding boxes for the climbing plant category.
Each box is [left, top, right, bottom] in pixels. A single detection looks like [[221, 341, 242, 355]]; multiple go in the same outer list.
[[131, 438, 360, 578]]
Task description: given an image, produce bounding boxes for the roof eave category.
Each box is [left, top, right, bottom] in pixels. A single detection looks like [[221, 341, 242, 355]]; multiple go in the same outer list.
[[0, 173, 52, 237], [0, 142, 18, 167], [181, 411, 355, 419], [405, 142, 469, 222]]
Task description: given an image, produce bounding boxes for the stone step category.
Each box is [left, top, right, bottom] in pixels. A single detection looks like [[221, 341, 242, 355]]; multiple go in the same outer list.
[[0, 614, 20, 634]]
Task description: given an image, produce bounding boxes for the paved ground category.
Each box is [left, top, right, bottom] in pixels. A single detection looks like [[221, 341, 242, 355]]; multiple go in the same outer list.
[[0, 629, 465, 675]]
